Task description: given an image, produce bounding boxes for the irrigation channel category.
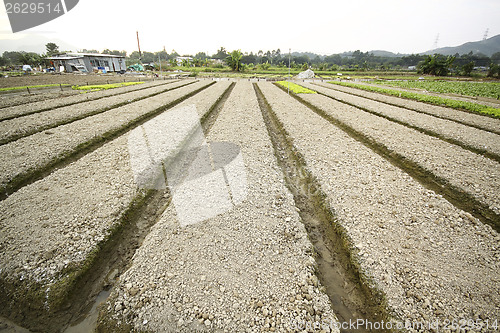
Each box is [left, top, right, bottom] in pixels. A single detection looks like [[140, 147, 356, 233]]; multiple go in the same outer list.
[[0, 79, 498, 332]]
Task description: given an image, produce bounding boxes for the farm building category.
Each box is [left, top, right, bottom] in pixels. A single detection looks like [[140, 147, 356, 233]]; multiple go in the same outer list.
[[46, 53, 127, 73]]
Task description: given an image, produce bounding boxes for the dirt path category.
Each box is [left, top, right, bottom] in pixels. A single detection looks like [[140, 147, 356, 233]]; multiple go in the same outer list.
[[258, 82, 500, 331]]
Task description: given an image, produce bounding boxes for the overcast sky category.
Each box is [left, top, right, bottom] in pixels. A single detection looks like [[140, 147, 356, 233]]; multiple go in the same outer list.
[[1, 0, 499, 56]]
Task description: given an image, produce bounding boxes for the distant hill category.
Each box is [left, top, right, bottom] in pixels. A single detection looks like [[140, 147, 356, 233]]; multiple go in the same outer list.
[[369, 50, 407, 57], [0, 34, 78, 54], [423, 34, 500, 56]]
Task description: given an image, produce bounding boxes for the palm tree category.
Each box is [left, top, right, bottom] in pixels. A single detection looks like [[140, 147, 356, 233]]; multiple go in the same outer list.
[[226, 50, 243, 72]]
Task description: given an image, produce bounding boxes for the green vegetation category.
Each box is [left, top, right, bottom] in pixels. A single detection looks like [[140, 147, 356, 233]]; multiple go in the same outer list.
[[72, 81, 144, 92], [373, 80, 500, 99], [418, 54, 455, 76], [276, 81, 317, 94], [0, 83, 70, 92], [226, 50, 244, 72], [328, 81, 500, 118]]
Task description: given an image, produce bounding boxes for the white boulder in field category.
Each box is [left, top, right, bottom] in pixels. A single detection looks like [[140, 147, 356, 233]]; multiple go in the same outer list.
[[297, 68, 315, 79]]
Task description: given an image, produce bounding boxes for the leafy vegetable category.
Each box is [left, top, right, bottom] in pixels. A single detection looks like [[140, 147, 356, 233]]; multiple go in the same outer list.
[[276, 81, 317, 94], [72, 81, 144, 92]]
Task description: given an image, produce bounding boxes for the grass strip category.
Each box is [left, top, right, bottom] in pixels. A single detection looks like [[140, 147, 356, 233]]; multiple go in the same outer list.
[[72, 81, 143, 92], [328, 81, 500, 118], [373, 80, 500, 99], [276, 81, 317, 94]]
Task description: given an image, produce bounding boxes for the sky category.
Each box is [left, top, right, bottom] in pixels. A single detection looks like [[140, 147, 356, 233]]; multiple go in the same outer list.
[[1, 0, 499, 56]]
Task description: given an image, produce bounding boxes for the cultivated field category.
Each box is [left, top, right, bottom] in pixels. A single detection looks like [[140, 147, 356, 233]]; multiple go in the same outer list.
[[0, 74, 499, 332]]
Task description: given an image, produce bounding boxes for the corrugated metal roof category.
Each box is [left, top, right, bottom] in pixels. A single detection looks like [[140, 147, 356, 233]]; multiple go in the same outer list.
[[67, 53, 125, 58], [46, 56, 83, 60]]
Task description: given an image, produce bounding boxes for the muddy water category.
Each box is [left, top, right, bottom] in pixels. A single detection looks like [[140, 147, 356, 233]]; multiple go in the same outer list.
[[64, 290, 111, 333]]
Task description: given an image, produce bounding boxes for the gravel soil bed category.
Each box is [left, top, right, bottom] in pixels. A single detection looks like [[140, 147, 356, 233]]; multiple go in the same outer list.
[[258, 82, 500, 331], [303, 82, 500, 159], [0, 81, 232, 325], [313, 82, 500, 134], [296, 90, 500, 219], [100, 81, 340, 333], [0, 72, 153, 89], [0, 80, 211, 195], [0, 80, 174, 121], [0, 80, 190, 144], [0, 90, 80, 109]]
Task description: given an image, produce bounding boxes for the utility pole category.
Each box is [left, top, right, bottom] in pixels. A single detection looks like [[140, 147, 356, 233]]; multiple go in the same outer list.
[[288, 48, 291, 95], [136, 31, 142, 60]]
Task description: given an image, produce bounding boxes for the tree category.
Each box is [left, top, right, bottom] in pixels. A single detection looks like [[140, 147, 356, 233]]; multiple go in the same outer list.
[[487, 63, 499, 78], [461, 61, 474, 76], [195, 52, 208, 60], [45, 43, 59, 56], [418, 54, 455, 76], [213, 47, 228, 60], [491, 52, 500, 64], [225, 50, 243, 71]]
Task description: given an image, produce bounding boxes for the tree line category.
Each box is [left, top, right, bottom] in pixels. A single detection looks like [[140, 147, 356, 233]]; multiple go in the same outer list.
[[1, 43, 499, 77]]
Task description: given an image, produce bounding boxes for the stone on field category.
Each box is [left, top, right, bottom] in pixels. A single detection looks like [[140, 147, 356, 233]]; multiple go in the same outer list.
[[297, 69, 315, 79]]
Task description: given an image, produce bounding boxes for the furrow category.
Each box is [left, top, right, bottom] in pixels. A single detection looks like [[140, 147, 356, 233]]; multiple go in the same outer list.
[[0, 80, 192, 145], [0, 79, 176, 121], [313, 81, 500, 135], [254, 83, 383, 333], [258, 81, 500, 331], [97, 81, 341, 333], [0, 81, 233, 332], [303, 82, 500, 162], [0, 80, 212, 199]]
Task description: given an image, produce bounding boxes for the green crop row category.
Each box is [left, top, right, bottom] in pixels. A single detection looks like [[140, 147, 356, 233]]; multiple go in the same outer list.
[[276, 81, 317, 94], [373, 80, 500, 99], [72, 81, 144, 92], [328, 81, 500, 118]]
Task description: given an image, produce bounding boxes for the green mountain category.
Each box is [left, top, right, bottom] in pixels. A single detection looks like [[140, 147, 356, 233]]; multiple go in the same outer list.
[[423, 34, 500, 57]]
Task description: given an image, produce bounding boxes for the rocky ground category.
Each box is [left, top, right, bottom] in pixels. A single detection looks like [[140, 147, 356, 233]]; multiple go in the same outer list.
[[257, 82, 500, 332], [0, 76, 498, 333], [312, 81, 500, 134]]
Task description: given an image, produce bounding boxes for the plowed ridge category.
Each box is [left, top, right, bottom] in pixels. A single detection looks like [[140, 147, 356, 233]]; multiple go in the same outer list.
[[0, 80, 211, 198], [0, 81, 232, 331], [0, 80, 191, 145], [258, 81, 500, 330], [0, 80, 176, 121], [313, 81, 500, 135], [303, 82, 500, 161]]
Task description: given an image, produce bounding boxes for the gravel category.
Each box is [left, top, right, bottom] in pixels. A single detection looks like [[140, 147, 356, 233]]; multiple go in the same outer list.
[[101, 81, 340, 333], [0, 80, 174, 121], [295, 89, 500, 217], [313, 81, 500, 134], [303, 82, 500, 158], [0, 80, 212, 194], [258, 82, 500, 331], [0, 81, 232, 313], [0, 80, 190, 144]]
